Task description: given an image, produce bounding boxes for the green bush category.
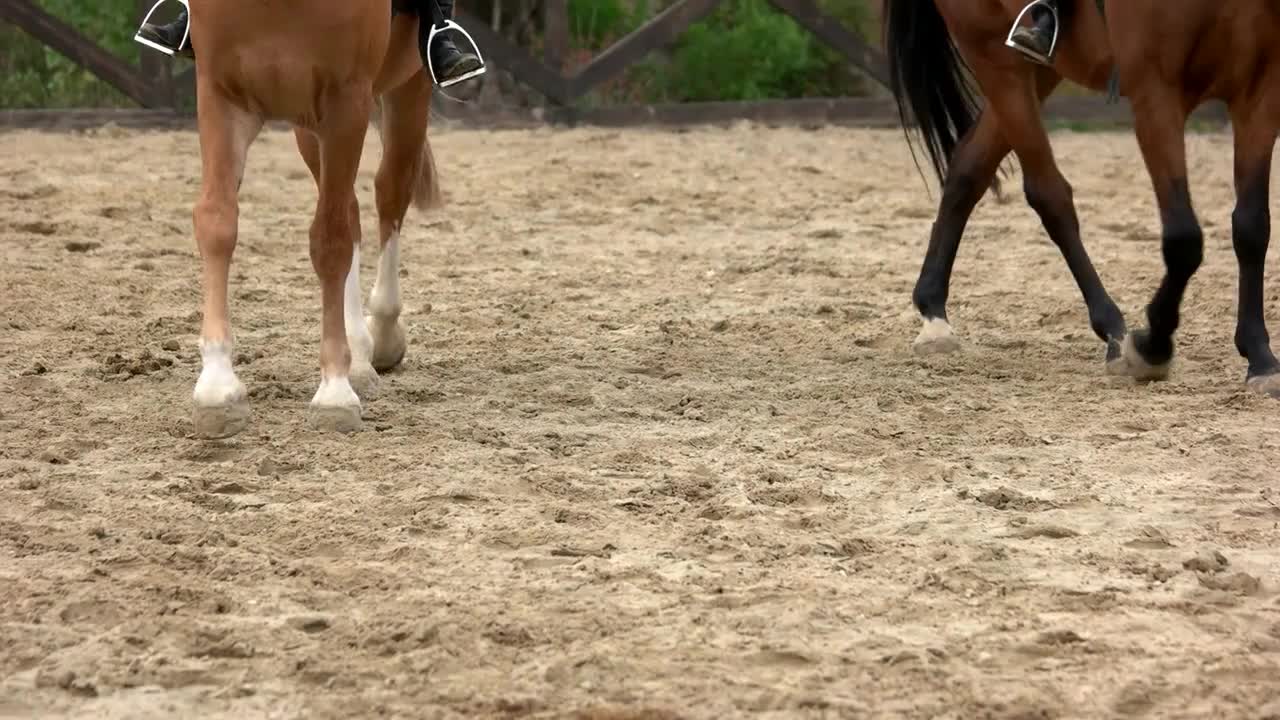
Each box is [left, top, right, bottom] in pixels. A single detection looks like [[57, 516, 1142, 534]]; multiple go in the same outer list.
[[568, 0, 650, 48], [636, 0, 873, 103], [0, 0, 141, 108]]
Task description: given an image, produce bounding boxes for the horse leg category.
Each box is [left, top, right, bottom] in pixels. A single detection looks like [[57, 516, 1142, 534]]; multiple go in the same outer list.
[[307, 97, 373, 432], [295, 128, 380, 401], [913, 67, 1061, 354], [191, 88, 262, 439], [369, 71, 433, 372], [912, 110, 1009, 354], [1116, 92, 1199, 380], [971, 60, 1127, 365], [1227, 108, 1280, 396]]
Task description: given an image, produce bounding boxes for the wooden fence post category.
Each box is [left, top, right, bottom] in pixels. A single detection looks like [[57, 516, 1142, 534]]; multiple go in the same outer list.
[[542, 0, 568, 72]]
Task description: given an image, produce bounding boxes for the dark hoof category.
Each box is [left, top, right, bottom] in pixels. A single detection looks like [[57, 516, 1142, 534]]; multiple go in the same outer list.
[[1103, 336, 1124, 367]]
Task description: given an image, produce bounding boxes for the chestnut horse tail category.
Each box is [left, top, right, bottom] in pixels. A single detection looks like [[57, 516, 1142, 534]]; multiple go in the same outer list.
[[410, 125, 442, 212], [372, 95, 444, 212], [884, 0, 983, 188]]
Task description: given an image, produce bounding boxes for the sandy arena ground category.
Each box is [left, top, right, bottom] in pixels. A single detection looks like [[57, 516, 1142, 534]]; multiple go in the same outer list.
[[1, 121, 1279, 719]]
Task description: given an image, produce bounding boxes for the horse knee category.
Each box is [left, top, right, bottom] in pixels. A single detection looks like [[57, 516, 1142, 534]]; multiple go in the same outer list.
[[193, 197, 238, 258], [1232, 201, 1270, 264], [309, 202, 358, 273], [1162, 221, 1203, 280]]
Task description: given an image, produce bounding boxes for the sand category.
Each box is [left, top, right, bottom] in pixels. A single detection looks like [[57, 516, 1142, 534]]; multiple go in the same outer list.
[[1, 122, 1278, 719]]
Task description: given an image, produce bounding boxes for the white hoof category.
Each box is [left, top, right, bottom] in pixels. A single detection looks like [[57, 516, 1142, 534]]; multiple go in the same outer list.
[[913, 318, 962, 356], [309, 376, 363, 433], [193, 396, 250, 439], [1246, 373, 1280, 399], [368, 314, 407, 372], [1116, 333, 1171, 381]]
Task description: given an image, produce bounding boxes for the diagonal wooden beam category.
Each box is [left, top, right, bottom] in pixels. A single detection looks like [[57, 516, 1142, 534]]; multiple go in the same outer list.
[[566, 0, 724, 102], [765, 0, 889, 89], [0, 0, 160, 107], [454, 9, 571, 105]]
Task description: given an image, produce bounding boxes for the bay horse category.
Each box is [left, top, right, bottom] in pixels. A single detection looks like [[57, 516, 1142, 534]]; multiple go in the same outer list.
[[884, 0, 1280, 398], [187, 1, 442, 438]]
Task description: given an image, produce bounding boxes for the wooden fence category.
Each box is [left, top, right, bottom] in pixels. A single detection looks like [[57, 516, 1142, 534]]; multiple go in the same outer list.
[[0, 0, 889, 124], [0, 0, 1229, 130]]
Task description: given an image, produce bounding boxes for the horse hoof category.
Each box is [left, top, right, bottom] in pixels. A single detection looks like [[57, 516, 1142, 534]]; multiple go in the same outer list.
[[912, 318, 961, 356], [308, 404, 363, 433], [1104, 336, 1129, 376], [309, 377, 363, 433], [1115, 331, 1171, 381], [350, 360, 380, 402], [369, 315, 407, 372], [1246, 373, 1280, 399], [193, 398, 250, 439]]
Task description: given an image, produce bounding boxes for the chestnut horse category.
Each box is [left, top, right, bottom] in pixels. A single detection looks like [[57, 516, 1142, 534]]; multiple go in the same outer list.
[[188, 1, 441, 438], [884, 0, 1280, 397]]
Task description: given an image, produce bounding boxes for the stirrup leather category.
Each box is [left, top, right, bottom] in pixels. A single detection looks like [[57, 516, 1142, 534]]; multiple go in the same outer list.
[[1005, 0, 1060, 65], [133, 0, 190, 56]]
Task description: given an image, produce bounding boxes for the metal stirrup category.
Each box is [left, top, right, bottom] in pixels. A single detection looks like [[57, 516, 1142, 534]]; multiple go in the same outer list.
[[424, 0, 486, 95], [1004, 0, 1060, 64], [426, 20, 487, 90], [133, 0, 190, 56]]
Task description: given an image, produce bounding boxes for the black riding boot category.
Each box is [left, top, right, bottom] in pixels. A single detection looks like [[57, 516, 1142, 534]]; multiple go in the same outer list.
[[136, 4, 193, 58], [1008, 0, 1059, 65], [419, 0, 483, 86]]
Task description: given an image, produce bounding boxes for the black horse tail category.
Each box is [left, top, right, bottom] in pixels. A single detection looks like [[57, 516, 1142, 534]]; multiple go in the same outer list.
[[884, 0, 986, 189]]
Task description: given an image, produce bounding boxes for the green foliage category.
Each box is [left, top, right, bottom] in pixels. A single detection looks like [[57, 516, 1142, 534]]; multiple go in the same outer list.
[[668, 0, 818, 101], [0, 0, 142, 108], [640, 0, 874, 103], [567, 0, 650, 48]]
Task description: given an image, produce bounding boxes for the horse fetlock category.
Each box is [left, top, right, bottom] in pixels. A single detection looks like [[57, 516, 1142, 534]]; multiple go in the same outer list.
[[1089, 302, 1127, 346], [368, 312, 407, 372]]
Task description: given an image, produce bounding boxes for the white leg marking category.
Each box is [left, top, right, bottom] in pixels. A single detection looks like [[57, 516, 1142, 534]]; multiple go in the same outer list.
[[912, 317, 962, 356], [192, 340, 250, 438], [345, 243, 378, 400], [345, 243, 374, 364], [194, 340, 245, 407], [370, 230, 401, 319], [368, 229, 407, 372], [1115, 333, 1171, 381]]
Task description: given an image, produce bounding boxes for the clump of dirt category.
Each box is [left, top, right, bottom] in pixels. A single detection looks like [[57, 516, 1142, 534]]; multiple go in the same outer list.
[[96, 350, 174, 379]]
